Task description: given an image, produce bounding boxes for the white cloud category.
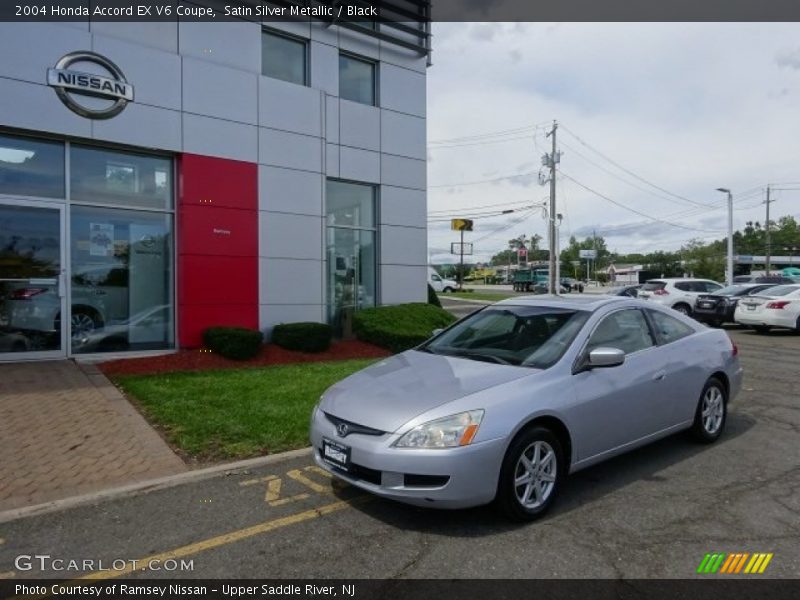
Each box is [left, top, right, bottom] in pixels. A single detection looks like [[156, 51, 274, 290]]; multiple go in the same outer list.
[[427, 23, 800, 259]]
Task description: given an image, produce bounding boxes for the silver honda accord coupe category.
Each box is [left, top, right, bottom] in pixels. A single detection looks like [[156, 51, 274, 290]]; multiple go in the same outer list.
[[310, 295, 742, 521]]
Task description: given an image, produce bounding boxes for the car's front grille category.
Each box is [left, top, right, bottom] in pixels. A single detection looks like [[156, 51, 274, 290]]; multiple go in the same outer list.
[[324, 412, 385, 437]]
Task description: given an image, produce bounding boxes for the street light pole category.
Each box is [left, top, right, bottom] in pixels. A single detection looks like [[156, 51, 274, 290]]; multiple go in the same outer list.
[[716, 188, 734, 286]]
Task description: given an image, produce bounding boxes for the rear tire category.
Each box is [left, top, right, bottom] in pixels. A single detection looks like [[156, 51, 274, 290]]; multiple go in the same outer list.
[[496, 426, 565, 522], [690, 377, 727, 443]]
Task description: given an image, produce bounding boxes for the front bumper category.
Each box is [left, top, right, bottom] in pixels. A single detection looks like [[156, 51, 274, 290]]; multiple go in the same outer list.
[[310, 408, 506, 509]]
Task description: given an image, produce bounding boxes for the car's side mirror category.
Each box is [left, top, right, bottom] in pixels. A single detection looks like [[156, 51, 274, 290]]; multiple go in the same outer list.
[[588, 347, 625, 368], [432, 328, 444, 337]]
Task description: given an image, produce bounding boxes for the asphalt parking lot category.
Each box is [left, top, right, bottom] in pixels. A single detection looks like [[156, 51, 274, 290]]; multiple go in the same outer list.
[[0, 319, 798, 580]]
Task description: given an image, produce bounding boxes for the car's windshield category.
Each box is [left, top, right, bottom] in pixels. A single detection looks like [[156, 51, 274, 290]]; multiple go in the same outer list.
[[420, 306, 590, 369]]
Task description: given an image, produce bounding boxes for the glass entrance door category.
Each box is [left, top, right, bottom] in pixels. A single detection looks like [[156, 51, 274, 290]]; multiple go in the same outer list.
[[0, 201, 66, 359]]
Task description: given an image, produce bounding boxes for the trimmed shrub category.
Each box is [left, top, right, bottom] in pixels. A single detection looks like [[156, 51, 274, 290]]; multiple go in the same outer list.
[[353, 303, 456, 353], [271, 322, 333, 353], [203, 326, 263, 360], [427, 283, 442, 308]]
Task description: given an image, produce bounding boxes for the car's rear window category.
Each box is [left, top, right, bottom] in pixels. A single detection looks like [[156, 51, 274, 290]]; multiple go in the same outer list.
[[641, 281, 666, 291]]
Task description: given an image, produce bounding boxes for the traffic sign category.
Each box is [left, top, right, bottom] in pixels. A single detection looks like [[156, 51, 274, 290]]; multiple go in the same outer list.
[[451, 219, 474, 231]]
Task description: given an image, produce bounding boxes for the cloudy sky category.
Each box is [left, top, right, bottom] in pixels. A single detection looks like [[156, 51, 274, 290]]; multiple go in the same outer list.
[[426, 23, 800, 264]]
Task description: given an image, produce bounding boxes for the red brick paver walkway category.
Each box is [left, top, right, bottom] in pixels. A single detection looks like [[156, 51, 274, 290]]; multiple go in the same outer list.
[[0, 361, 186, 512]]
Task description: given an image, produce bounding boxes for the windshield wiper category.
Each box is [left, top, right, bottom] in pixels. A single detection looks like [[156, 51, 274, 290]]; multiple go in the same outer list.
[[453, 351, 516, 366]]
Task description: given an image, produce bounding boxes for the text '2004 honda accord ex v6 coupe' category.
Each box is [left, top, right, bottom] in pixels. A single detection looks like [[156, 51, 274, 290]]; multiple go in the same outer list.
[[310, 295, 742, 521]]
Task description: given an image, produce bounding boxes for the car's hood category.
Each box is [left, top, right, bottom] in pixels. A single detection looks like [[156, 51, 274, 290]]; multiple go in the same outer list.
[[320, 350, 532, 433]]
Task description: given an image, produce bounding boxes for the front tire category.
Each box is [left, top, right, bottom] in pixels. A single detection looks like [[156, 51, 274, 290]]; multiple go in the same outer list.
[[690, 377, 727, 443], [442, 287, 454, 293], [673, 303, 692, 316], [496, 426, 564, 521]]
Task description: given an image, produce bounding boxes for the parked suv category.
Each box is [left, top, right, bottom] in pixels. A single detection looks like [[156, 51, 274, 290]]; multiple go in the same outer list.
[[637, 278, 723, 315]]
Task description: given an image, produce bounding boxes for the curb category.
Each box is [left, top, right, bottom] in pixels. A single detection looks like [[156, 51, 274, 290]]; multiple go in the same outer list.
[[0, 448, 312, 524], [438, 296, 494, 305]]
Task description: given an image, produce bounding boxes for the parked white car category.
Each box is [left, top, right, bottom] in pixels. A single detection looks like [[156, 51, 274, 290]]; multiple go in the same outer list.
[[637, 278, 723, 315], [734, 284, 800, 333], [428, 267, 458, 293]]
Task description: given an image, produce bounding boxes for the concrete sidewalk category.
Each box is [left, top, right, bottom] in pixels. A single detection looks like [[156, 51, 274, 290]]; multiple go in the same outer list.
[[0, 360, 186, 512]]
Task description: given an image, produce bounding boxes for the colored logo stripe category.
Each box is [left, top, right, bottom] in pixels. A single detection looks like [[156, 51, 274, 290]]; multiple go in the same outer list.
[[698, 552, 773, 574]]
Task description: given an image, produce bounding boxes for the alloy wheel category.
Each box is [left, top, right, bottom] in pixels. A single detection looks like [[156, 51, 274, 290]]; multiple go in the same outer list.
[[514, 440, 557, 509], [701, 385, 725, 435], [71, 312, 96, 339]]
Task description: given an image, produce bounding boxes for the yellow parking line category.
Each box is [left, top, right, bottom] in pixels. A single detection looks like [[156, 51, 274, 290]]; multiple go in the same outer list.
[[77, 499, 358, 581], [287, 469, 329, 493]]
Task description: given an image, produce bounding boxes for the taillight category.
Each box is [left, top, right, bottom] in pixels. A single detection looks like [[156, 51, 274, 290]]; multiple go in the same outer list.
[[731, 338, 738, 357], [653, 289, 669, 296], [11, 288, 47, 300], [766, 301, 790, 309]]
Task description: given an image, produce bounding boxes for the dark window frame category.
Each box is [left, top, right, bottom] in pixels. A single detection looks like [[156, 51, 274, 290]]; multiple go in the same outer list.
[[261, 27, 310, 87], [339, 51, 378, 106]]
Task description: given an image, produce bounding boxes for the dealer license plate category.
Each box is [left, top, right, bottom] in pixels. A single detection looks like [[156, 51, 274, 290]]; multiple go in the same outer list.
[[322, 438, 351, 471], [699, 301, 713, 308], [747, 304, 756, 311]]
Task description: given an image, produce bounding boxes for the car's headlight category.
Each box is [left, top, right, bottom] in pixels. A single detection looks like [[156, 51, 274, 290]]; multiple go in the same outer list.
[[394, 410, 484, 449]]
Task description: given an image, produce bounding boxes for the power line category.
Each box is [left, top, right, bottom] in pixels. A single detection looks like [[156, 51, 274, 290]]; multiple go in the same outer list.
[[427, 199, 533, 215], [429, 170, 538, 188], [428, 134, 537, 150], [559, 170, 724, 233], [559, 124, 714, 208], [428, 121, 551, 145]]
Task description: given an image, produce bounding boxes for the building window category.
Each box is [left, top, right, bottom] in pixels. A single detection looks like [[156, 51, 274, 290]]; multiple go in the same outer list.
[[262, 29, 308, 86], [0, 134, 64, 198], [70, 145, 172, 210], [326, 180, 377, 334], [339, 53, 376, 106], [70, 206, 174, 354]]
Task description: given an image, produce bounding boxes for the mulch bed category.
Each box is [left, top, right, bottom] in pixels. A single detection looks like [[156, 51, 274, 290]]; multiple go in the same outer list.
[[98, 340, 390, 376]]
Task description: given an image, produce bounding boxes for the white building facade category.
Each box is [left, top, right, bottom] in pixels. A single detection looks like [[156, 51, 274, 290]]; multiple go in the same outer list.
[[0, 9, 429, 359]]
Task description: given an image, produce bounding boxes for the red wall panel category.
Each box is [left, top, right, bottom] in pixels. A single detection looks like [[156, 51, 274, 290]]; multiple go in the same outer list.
[[177, 154, 259, 347], [179, 153, 258, 210], [178, 205, 258, 257]]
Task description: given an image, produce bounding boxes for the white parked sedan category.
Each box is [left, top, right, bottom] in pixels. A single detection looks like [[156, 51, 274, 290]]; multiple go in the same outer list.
[[734, 284, 800, 333]]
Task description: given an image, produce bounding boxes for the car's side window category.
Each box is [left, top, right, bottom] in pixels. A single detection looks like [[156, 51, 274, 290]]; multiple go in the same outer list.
[[675, 282, 692, 292], [704, 282, 722, 292], [431, 274, 441, 282], [586, 309, 655, 355], [648, 310, 694, 344]]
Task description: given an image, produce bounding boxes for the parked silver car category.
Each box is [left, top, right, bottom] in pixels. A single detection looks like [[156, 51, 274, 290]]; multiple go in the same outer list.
[[310, 295, 742, 521]]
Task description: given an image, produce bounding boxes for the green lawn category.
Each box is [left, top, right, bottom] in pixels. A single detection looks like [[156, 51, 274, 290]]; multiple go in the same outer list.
[[442, 290, 519, 302], [114, 359, 379, 462]]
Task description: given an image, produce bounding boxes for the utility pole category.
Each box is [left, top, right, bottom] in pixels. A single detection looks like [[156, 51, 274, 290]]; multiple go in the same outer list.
[[716, 188, 734, 286], [765, 186, 774, 275], [546, 121, 558, 294]]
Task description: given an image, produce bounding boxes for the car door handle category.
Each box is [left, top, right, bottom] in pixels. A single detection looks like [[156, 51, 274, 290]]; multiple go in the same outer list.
[[653, 370, 666, 381]]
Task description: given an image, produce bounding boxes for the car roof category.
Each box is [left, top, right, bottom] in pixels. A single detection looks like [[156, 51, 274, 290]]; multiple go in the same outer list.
[[646, 277, 717, 282], [494, 294, 629, 311]]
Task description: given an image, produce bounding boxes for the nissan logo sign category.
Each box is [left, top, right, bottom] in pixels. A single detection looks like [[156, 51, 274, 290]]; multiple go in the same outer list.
[[47, 51, 134, 119]]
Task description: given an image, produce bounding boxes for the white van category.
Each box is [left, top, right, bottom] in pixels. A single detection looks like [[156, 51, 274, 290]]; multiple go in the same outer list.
[[428, 267, 458, 293]]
